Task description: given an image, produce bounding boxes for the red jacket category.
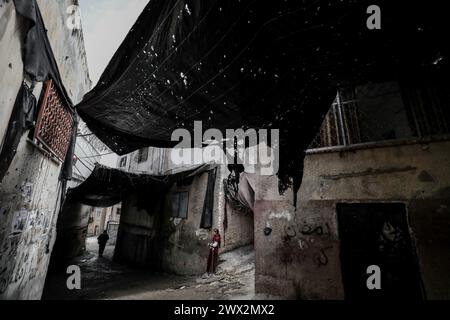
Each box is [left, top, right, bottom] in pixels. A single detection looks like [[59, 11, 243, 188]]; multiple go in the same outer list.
[[212, 234, 221, 249]]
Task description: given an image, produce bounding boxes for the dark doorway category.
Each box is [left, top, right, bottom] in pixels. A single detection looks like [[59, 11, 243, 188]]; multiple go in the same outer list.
[[337, 203, 424, 300]]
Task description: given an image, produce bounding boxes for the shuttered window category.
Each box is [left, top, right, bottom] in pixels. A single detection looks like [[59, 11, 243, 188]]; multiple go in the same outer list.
[[171, 192, 189, 219]]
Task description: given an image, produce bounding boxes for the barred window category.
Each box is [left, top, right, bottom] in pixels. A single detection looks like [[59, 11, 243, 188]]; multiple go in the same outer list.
[[401, 84, 450, 138], [309, 81, 450, 150], [34, 80, 74, 161], [310, 89, 362, 148]]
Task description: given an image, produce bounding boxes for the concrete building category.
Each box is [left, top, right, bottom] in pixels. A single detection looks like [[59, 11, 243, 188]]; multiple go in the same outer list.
[[2, 1, 448, 302], [87, 207, 105, 237], [104, 204, 121, 245], [86, 204, 121, 241], [55, 77, 450, 299], [111, 147, 253, 274], [0, 0, 91, 299], [252, 80, 450, 299]]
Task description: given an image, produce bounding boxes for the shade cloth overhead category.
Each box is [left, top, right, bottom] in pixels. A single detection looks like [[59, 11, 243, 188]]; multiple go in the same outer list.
[[67, 163, 217, 208], [76, 0, 449, 191]]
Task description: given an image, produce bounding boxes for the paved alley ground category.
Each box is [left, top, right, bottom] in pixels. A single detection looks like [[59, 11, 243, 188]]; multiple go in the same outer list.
[[43, 238, 276, 300]]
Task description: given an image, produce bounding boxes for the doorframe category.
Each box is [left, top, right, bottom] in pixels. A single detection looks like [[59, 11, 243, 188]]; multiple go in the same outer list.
[[335, 201, 426, 299]]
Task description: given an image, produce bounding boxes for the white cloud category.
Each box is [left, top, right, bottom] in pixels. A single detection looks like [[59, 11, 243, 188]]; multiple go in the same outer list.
[[79, 0, 149, 85]]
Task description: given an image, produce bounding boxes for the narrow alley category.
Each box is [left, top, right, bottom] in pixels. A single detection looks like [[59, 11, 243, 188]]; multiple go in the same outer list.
[[44, 238, 261, 300], [1, 0, 450, 307]]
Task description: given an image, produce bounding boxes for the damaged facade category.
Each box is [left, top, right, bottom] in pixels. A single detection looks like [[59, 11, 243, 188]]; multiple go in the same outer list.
[[62, 147, 254, 276], [1, 0, 449, 301], [0, 0, 90, 299], [253, 80, 450, 299]]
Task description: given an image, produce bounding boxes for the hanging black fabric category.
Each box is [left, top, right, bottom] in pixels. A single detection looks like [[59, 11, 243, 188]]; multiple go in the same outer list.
[[7, 0, 77, 184], [0, 83, 36, 183], [200, 168, 217, 229], [74, 0, 449, 193], [67, 163, 217, 208], [13, 0, 74, 110]]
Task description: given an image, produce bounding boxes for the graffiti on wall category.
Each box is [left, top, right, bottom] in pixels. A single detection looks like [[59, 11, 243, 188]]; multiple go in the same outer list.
[[0, 208, 52, 297], [282, 218, 335, 268]]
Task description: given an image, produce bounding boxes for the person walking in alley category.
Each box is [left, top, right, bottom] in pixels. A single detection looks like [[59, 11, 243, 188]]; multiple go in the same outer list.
[[97, 230, 109, 257], [206, 229, 221, 275]]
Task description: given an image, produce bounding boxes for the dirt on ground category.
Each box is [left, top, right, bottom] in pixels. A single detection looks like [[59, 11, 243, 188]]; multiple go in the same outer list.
[[43, 237, 277, 300]]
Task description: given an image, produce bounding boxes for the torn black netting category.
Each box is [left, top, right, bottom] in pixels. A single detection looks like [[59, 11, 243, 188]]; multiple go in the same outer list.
[[75, 0, 449, 194], [0, 83, 36, 182], [67, 163, 217, 208], [3, 0, 78, 185]]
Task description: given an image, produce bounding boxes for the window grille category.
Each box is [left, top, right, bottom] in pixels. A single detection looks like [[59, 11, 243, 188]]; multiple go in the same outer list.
[[309, 90, 361, 149], [309, 83, 450, 150], [402, 85, 450, 138], [34, 80, 74, 161]]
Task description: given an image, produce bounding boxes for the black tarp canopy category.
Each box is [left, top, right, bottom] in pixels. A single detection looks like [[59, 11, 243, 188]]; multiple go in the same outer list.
[[67, 163, 217, 228], [76, 0, 449, 190], [67, 163, 216, 207]]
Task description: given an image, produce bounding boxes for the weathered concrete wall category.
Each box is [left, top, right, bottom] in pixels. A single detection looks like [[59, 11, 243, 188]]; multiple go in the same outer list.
[[255, 196, 344, 299], [301, 140, 450, 201], [106, 221, 119, 245], [0, 145, 64, 299], [252, 175, 299, 298], [38, 0, 91, 103], [161, 172, 212, 275], [48, 201, 90, 271], [0, 0, 90, 299], [223, 202, 254, 251], [161, 165, 250, 273], [114, 164, 249, 275], [0, 1, 24, 143], [115, 172, 214, 274], [128, 147, 167, 174], [114, 194, 161, 267], [254, 139, 450, 299]]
